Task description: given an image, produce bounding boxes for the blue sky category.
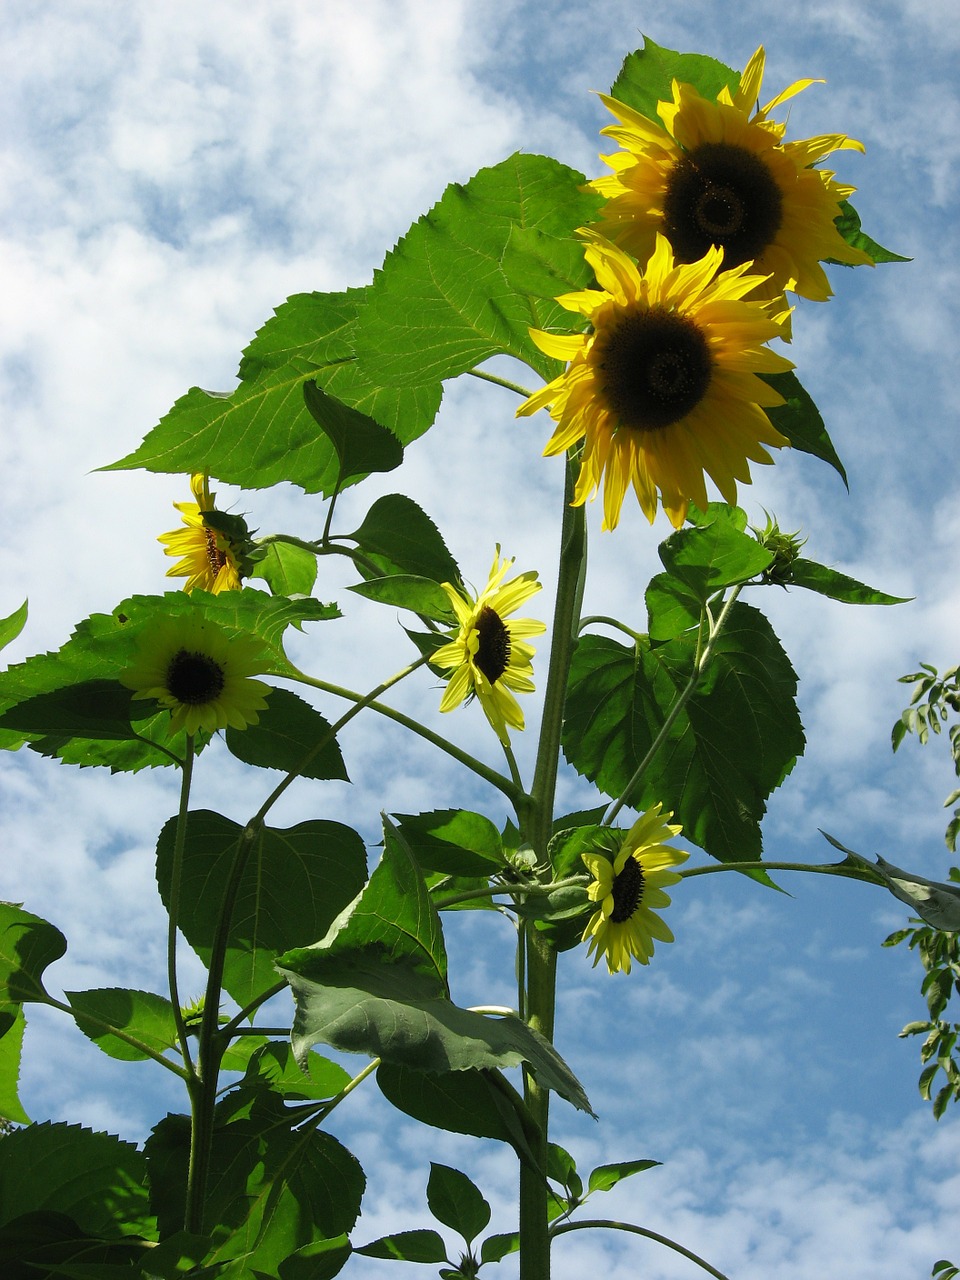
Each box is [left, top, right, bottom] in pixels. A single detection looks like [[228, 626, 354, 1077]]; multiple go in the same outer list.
[[1, 1, 959, 1276]]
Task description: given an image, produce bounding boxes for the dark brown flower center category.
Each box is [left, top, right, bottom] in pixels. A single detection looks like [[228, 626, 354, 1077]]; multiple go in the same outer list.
[[473, 605, 511, 685], [599, 306, 713, 431], [662, 141, 783, 267], [166, 648, 225, 705], [610, 854, 645, 924]]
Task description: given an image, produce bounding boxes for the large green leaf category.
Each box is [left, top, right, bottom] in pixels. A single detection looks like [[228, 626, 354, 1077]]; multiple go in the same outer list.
[[0, 903, 66, 1005], [0, 1211, 152, 1277], [0, 1123, 154, 1239], [349, 493, 460, 585], [239, 1042, 351, 1102], [393, 809, 505, 877], [145, 1095, 364, 1275], [657, 518, 773, 600], [65, 988, 178, 1062], [609, 37, 738, 121], [224, 687, 349, 781], [155, 809, 368, 1010], [0, 1005, 30, 1124], [562, 603, 804, 862], [353, 152, 602, 388]]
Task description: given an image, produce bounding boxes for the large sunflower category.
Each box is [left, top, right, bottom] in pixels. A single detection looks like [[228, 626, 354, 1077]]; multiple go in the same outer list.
[[121, 614, 272, 736], [158, 473, 243, 594], [581, 805, 688, 974], [431, 551, 546, 746], [590, 46, 873, 306], [517, 230, 794, 530]]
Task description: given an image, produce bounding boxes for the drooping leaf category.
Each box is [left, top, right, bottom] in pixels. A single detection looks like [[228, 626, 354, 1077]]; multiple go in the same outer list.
[[0, 1122, 154, 1239], [426, 1163, 490, 1244], [65, 988, 178, 1062], [376, 1064, 538, 1166], [0, 1004, 30, 1124], [0, 903, 66, 1004], [349, 493, 460, 585], [145, 1095, 364, 1273], [787, 558, 910, 605], [224, 687, 349, 781], [155, 810, 368, 1010], [609, 37, 738, 121], [393, 809, 505, 877], [353, 152, 602, 388], [302, 380, 404, 487], [563, 603, 804, 863], [0, 601, 27, 654], [763, 371, 847, 487]]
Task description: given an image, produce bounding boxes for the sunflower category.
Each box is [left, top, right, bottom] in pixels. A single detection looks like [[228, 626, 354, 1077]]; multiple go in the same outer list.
[[120, 614, 272, 736], [589, 45, 873, 306], [431, 550, 546, 746], [158, 473, 243, 594], [517, 230, 794, 530], [581, 805, 688, 974]]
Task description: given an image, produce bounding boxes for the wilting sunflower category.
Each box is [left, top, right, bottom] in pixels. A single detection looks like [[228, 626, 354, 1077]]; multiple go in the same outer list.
[[581, 804, 688, 974], [158, 473, 243, 594], [589, 45, 873, 306], [517, 230, 794, 530], [431, 551, 546, 746], [120, 615, 272, 736]]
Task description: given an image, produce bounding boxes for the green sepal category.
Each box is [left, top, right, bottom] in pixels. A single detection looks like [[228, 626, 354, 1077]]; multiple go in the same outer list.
[[155, 809, 368, 1011], [224, 687, 349, 781], [562, 603, 804, 865], [762, 371, 848, 487], [833, 200, 910, 266], [609, 37, 738, 121], [64, 988, 178, 1062], [787, 558, 910, 605], [349, 493, 460, 585], [0, 902, 66, 1005], [302, 379, 404, 489], [353, 152, 602, 388]]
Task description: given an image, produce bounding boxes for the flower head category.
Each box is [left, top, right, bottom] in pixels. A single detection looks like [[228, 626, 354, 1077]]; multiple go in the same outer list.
[[582, 805, 688, 974], [120, 614, 272, 736], [431, 550, 546, 746], [517, 230, 793, 529], [589, 46, 873, 307], [158, 473, 244, 594]]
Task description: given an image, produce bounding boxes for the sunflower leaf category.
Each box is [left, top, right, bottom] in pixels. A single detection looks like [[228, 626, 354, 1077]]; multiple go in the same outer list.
[[64, 988, 179, 1062], [0, 1004, 31, 1124], [250, 539, 319, 597], [0, 902, 67, 1005], [763, 371, 848, 487], [155, 809, 368, 1010], [348, 574, 457, 622], [562, 603, 804, 864], [426, 1163, 491, 1245], [657, 518, 773, 599], [302, 380, 404, 486], [349, 494, 460, 585], [353, 152, 602, 388], [224, 687, 349, 781], [833, 200, 911, 266], [0, 601, 27, 655], [787, 559, 910, 605], [355, 1231, 448, 1264], [393, 809, 504, 877], [610, 38, 738, 122]]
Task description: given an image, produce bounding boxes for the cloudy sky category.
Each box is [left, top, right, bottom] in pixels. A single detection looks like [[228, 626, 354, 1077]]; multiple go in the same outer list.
[[1, 1, 959, 1276]]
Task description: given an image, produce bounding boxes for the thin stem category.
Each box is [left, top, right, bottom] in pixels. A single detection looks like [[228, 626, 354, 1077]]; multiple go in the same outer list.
[[603, 585, 743, 828], [466, 367, 536, 398], [578, 615, 645, 643], [550, 1219, 732, 1280], [43, 995, 190, 1080], [679, 859, 887, 886], [315, 1058, 381, 1123], [433, 873, 587, 912], [167, 737, 196, 1077]]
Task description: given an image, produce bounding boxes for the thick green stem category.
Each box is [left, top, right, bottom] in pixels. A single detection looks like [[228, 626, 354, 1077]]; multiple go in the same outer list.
[[518, 457, 587, 1280]]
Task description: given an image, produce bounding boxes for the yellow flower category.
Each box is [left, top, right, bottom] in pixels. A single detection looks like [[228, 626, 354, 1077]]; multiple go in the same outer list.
[[431, 551, 546, 746], [120, 614, 272, 736], [517, 230, 794, 530], [589, 45, 873, 306], [158, 473, 243, 594], [581, 805, 688, 974]]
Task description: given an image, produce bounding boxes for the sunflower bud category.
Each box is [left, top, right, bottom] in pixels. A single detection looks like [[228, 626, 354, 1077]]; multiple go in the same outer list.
[[752, 513, 806, 587]]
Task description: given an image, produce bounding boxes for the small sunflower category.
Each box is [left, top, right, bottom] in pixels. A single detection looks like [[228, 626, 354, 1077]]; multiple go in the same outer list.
[[120, 614, 272, 736], [431, 550, 546, 746], [589, 45, 873, 306], [582, 805, 688, 974], [158, 473, 243, 594], [517, 229, 794, 530]]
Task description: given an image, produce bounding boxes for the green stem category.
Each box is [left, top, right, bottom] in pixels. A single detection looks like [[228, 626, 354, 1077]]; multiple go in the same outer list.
[[466, 367, 536, 398], [518, 456, 588, 1280], [550, 1219, 732, 1280], [679, 859, 887, 886], [43, 995, 190, 1080], [167, 738, 196, 1077], [577, 615, 645, 643], [433, 873, 587, 912], [603, 585, 742, 828]]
